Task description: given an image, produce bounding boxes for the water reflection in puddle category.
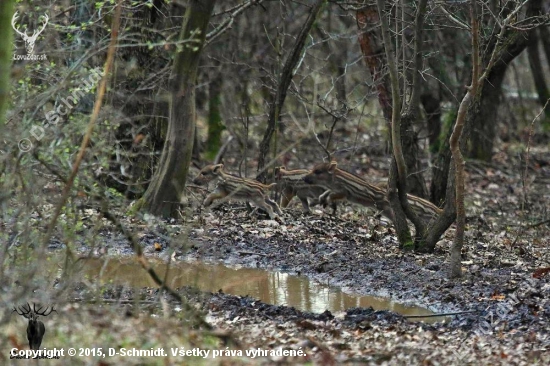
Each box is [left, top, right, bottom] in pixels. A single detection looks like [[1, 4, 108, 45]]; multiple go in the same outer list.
[[66, 257, 446, 323]]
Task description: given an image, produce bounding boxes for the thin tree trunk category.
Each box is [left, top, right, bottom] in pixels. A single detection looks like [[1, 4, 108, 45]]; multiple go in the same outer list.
[[142, 0, 216, 217], [539, 26, 550, 72], [256, 0, 325, 183], [450, 0, 480, 279], [356, 6, 392, 121], [429, 111, 455, 206], [400, 0, 429, 199], [527, 28, 550, 121], [0, 0, 15, 127], [539, 26, 550, 130], [205, 73, 224, 160], [192, 127, 201, 162], [376, 0, 416, 249]]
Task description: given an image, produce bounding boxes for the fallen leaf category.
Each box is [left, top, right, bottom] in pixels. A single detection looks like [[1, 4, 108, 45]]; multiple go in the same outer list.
[[532, 267, 550, 278]]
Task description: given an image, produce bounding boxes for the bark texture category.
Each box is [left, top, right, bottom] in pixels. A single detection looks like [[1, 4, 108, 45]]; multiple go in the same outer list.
[[466, 58, 508, 160], [432, 29, 529, 201], [357, 5, 427, 198], [356, 6, 392, 121], [142, 0, 216, 217], [527, 28, 550, 122]]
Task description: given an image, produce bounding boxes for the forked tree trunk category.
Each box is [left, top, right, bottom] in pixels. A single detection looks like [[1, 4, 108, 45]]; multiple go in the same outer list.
[[356, 5, 427, 199], [142, 0, 216, 217], [439, 0, 540, 274]]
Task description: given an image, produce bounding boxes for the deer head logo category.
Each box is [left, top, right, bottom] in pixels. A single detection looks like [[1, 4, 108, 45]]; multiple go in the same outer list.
[[11, 11, 49, 55], [13, 303, 56, 350]]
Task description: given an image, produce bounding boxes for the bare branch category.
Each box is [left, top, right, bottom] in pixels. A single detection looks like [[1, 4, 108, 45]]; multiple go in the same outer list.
[[479, 0, 531, 83], [435, 1, 470, 30], [206, 0, 264, 45], [257, 0, 326, 182]]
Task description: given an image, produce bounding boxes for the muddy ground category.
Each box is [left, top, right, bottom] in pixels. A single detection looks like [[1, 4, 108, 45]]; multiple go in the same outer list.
[[52, 139, 550, 365]]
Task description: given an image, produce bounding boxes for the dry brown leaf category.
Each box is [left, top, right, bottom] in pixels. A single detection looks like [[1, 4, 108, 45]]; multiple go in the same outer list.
[[532, 267, 550, 278]]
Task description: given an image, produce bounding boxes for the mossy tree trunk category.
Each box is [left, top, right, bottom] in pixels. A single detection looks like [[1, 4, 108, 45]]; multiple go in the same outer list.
[[424, 0, 541, 254], [0, 0, 15, 126], [142, 0, 216, 217], [432, 26, 530, 200]]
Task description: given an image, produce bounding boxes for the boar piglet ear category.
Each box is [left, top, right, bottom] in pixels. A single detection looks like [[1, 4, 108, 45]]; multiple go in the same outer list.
[[328, 161, 337, 173]]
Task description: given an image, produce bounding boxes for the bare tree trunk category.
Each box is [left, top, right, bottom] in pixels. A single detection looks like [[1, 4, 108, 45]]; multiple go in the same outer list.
[[205, 73, 224, 160], [539, 26, 550, 72], [192, 127, 201, 162], [527, 28, 550, 121], [466, 60, 507, 160], [449, 1, 478, 277], [539, 26, 550, 130], [432, 30, 529, 201], [376, 0, 429, 249], [256, 0, 325, 183], [357, 5, 427, 199], [423, 0, 537, 258], [356, 6, 392, 121], [401, 113, 428, 198], [141, 0, 216, 217], [449, 0, 483, 278], [421, 93, 442, 154], [429, 111, 456, 206], [0, 0, 15, 126]]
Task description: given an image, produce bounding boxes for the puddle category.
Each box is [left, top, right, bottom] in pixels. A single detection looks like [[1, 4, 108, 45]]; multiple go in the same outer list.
[[55, 257, 447, 323]]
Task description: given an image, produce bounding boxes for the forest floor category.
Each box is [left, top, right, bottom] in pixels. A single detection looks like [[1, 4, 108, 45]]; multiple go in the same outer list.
[[6, 137, 550, 365], [173, 138, 550, 365]]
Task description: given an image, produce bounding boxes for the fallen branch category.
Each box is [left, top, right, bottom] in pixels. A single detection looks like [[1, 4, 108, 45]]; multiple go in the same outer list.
[[403, 310, 477, 319]]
